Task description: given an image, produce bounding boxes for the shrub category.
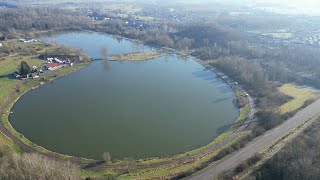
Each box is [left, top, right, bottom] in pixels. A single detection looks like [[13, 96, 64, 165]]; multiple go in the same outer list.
[[234, 162, 248, 174], [0, 146, 81, 180]]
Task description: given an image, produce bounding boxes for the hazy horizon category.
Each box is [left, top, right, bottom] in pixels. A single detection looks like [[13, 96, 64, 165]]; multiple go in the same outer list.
[[137, 0, 320, 16]]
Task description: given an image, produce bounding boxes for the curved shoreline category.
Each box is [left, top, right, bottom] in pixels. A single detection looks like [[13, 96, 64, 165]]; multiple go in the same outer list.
[[0, 63, 95, 164], [0, 33, 254, 177]]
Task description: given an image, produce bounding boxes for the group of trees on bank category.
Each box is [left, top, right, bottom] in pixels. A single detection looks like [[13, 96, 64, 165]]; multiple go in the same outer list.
[[209, 55, 293, 135], [214, 56, 269, 96], [19, 61, 31, 75]]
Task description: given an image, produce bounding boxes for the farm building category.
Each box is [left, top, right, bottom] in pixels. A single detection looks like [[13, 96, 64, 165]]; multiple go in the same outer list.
[[45, 63, 63, 71]]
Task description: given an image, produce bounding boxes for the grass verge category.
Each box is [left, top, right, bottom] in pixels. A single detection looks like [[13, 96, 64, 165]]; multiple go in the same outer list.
[[105, 51, 166, 61], [118, 132, 252, 179]]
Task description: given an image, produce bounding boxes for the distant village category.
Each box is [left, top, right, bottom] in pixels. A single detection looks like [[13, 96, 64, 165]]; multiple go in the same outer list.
[[0, 36, 38, 47]]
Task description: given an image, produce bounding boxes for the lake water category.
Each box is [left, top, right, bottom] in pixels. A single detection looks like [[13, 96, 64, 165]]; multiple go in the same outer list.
[[10, 32, 239, 160]]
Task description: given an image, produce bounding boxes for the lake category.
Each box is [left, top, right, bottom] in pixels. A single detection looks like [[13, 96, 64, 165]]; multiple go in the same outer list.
[[10, 32, 239, 160]]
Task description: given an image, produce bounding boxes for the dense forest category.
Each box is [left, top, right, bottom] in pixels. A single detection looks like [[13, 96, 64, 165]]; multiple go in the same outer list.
[[0, 8, 90, 33]]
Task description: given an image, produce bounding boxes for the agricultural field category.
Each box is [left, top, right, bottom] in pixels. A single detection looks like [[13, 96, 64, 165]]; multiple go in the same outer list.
[[0, 56, 44, 77], [261, 32, 294, 39]]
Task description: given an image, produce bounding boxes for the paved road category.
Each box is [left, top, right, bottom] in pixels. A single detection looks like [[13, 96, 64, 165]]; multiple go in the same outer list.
[[187, 100, 320, 180], [243, 90, 255, 124]]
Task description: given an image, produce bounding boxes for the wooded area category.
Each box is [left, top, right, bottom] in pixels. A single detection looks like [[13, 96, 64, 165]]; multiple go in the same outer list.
[[255, 118, 320, 180], [0, 144, 81, 180]]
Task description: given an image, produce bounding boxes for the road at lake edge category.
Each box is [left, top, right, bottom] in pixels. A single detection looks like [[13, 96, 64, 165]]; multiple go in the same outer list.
[[187, 100, 320, 180]]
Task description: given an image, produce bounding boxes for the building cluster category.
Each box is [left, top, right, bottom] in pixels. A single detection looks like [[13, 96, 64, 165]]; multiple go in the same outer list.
[[19, 38, 38, 43], [44, 57, 74, 71], [12, 66, 42, 80], [46, 57, 73, 67], [12, 58, 74, 80]]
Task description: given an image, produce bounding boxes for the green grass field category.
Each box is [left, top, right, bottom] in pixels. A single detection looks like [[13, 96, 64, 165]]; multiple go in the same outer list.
[[0, 55, 44, 77], [0, 78, 16, 107], [106, 51, 165, 61], [279, 84, 319, 114], [262, 32, 293, 39], [235, 104, 251, 124]]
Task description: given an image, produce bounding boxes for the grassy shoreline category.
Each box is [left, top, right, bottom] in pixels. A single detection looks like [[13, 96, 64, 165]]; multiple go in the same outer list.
[[104, 51, 167, 61], [1, 63, 95, 164]]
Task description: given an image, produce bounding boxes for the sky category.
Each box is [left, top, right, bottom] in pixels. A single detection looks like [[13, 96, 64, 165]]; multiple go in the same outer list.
[[249, 0, 320, 7], [242, 0, 320, 15]]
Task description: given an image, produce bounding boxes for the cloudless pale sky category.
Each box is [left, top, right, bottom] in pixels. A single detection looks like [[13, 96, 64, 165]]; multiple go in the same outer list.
[[216, 0, 320, 15], [256, 0, 320, 15], [245, 0, 320, 8]]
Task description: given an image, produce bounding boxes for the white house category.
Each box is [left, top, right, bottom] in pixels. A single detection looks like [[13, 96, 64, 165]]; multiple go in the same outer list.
[[47, 58, 53, 64], [19, 38, 38, 43], [53, 58, 63, 64]]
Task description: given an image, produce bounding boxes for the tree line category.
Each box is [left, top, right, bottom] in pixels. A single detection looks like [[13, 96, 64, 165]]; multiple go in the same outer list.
[[0, 7, 90, 33]]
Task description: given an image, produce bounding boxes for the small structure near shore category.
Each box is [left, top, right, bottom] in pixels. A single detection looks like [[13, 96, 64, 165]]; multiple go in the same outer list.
[[19, 38, 38, 43], [45, 63, 63, 71]]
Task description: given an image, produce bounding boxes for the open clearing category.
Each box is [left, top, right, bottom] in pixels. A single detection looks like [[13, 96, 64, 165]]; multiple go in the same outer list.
[[279, 84, 319, 114], [0, 55, 43, 77], [0, 78, 16, 107], [262, 33, 293, 39], [106, 51, 165, 61]]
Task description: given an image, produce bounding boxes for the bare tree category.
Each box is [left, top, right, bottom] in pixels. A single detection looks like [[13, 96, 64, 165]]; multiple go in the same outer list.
[[100, 46, 108, 59], [102, 152, 111, 163]]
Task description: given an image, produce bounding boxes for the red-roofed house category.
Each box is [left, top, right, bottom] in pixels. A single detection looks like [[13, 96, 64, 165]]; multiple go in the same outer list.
[[46, 63, 63, 71]]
